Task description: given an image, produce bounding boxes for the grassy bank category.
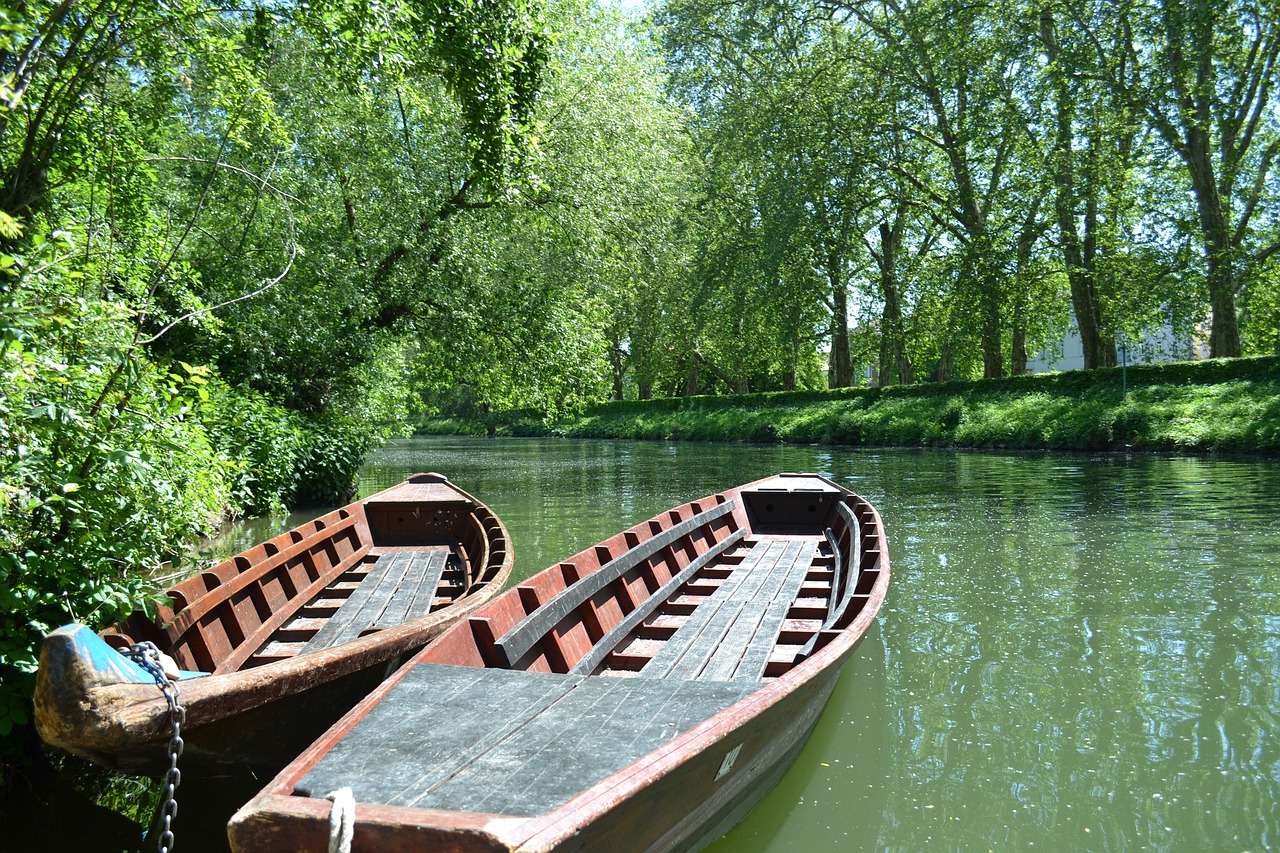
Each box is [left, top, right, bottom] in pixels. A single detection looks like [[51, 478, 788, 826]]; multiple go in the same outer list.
[[430, 357, 1280, 453]]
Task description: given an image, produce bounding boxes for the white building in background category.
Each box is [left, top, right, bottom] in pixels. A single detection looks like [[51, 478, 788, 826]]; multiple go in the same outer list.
[[1025, 319, 1210, 374]]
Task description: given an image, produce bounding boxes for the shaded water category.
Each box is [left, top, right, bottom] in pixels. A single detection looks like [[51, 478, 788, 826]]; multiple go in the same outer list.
[[210, 437, 1280, 850]]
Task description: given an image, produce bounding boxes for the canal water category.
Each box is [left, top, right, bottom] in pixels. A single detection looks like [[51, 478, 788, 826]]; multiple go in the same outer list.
[[212, 436, 1280, 851]]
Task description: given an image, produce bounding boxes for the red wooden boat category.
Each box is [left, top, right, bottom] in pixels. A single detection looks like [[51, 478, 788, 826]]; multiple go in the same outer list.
[[228, 472, 889, 851], [35, 473, 512, 776]]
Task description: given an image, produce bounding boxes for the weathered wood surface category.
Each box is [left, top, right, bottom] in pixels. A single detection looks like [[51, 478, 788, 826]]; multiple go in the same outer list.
[[300, 550, 450, 654], [294, 664, 756, 817], [640, 539, 816, 681], [494, 500, 736, 668], [226, 474, 892, 853], [34, 473, 513, 775], [569, 528, 747, 676]]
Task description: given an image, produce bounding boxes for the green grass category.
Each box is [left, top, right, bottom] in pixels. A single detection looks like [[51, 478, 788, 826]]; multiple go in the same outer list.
[[422, 356, 1280, 454]]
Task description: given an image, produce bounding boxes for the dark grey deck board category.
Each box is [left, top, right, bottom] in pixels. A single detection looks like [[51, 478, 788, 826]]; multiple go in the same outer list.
[[299, 550, 448, 654], [636, 541, 792, 679], [294, 664, 756, 817], [731, 541, 817, 680], [641, 540, 815, 681], [295, 666, 581, 804], [569, 529, 748, 676], [371, 551, 449, 627]]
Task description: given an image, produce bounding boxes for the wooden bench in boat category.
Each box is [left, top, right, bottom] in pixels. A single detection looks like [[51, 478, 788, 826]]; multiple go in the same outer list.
[[292, 663, 758, 816], [640, 538, 817, 682], [300, 550, 451, 654], [492, 499, 739, 670]]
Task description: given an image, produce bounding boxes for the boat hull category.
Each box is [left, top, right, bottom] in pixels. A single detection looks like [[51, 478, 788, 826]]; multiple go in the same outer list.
[[35, 474, 513, 776], [228, 473, 889, 850]]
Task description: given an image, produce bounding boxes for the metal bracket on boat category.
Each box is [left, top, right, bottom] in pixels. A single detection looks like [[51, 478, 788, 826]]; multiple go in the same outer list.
[[124, 641, 185, 853]]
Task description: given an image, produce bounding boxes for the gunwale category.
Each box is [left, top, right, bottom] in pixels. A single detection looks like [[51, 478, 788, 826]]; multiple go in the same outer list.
[[228, 472, 889, 852], [34, 473, 514, 775]]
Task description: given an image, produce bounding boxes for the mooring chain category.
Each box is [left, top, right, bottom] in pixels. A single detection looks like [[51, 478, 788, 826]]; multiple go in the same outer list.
[[124, 641, 185, 853]]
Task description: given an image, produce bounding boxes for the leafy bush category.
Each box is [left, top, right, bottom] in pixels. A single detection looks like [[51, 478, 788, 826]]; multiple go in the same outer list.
[[0, 233, 387, 757], [0, 234, 232, 746]]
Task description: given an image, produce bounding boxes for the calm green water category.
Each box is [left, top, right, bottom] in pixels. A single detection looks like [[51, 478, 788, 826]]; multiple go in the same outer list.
[[233, 437, 1280, 851]]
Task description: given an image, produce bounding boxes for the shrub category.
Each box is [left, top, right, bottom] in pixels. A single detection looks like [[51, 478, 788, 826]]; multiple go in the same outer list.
[[0, 236, 232, 747]]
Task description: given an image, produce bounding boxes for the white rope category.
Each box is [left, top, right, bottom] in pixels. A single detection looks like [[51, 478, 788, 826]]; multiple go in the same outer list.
[[324, 787, 355, 853]]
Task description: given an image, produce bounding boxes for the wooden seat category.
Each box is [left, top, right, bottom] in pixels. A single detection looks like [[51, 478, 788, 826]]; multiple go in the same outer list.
[[641, 539, 817, 681], [293, 663, 757, 817], [300, 550, 450, 654]]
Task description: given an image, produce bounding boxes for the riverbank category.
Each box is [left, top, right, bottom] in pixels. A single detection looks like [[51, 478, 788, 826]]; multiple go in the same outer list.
[[425, 356, 1280, 453]]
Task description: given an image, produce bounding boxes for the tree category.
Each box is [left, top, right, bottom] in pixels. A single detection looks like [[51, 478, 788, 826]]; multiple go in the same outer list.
[[837, 0, 1055, 379], [1110, 0, 1280, 357]]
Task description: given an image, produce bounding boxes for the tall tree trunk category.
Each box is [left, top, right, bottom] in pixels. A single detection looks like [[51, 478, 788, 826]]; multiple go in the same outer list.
[[683, 357, 699, 397], [1010, 301, 1028, 375], [1041, 10, 1116, 370], [876, 219, 913, 385], [975, 252, 1003, 378], [1186, 143, 1242, 357], [638, 380, 652, 400], [937, 339, 955, 383], [828, 263, 852, 388], [609, 340, 625, 400]]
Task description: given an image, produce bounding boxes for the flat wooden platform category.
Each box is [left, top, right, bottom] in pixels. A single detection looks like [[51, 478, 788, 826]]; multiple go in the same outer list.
[[293, 664, 757, 816], [300, 550, 450, 654], [641, 539, 816, 681], [363, 481, 472, 506]]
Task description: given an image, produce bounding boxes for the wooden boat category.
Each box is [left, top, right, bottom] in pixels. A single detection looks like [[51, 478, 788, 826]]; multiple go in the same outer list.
[[35, 473, 512, 776], [228, 472, 889, 852]]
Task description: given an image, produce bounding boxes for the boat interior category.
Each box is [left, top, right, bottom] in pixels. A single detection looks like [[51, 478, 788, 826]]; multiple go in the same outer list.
[[102, 475, 508, 674], [289, 475, 886, 816]]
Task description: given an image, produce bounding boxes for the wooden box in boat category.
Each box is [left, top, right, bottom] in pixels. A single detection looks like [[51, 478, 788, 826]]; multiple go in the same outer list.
[[228, 472, 889, 852], [35, 473, 513, 776]]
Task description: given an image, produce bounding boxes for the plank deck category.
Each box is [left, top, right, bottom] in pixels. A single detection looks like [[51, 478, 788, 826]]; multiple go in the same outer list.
[[640, 539, 816, 681], [299, 550, 449, 654], [293, 664, 756, 817]]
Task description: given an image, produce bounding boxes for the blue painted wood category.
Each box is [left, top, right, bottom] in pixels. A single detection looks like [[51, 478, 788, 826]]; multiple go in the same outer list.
[[55, 624, 207, 684]]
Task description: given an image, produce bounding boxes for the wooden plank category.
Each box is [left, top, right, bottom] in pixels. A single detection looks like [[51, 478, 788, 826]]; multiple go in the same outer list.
[[435, 677, 756, 817], [294, 665, 581, 806], [297, 664, 757, 817], [640, 540, 805, 680], [569, 529, 748, 676], [794, 500, 863, 663], [207, 541, 373, 675], [731, 541, 817, 680], [370, 551, 450, 628], [298, 550, 431, 654], [165, 513, 363, 633], [686, 541, 813, 682], [494, 500, 736, 667]]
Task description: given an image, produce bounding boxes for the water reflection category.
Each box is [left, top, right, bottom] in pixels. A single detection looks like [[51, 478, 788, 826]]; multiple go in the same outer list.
[[206, 439, 1280, 851]]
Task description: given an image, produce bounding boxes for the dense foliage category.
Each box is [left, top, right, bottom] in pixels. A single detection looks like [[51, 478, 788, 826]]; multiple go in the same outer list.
[[1, 0, 1277, 779], [0, 0, 560, 758], [644, 0, 1280, 392]]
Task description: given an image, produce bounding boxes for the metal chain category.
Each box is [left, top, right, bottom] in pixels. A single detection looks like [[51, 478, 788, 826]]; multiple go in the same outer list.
[[124, 641, 185, 853]]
